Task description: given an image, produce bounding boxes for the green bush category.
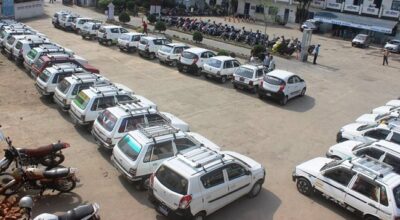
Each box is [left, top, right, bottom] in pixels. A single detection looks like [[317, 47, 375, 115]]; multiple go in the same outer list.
[[126, 1, 136, 12], [147, 14, 157, 24], [193, 31, 203, 43], [217, 50, 229, 56], [155, 21, 166, 32], [252, 44, 266, 59], [98, 0, 111, 10], [119, 12, 131, 23]]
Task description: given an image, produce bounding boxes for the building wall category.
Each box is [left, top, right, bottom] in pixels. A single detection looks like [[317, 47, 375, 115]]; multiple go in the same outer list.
[[14, 0, 43, 20], [236, 0, 296, 23]]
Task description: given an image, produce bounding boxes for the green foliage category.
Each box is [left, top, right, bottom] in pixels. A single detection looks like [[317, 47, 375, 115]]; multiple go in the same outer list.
[[119, 12, 131, 23], [252, 45, 266, 59], [217, 50, 229, 56], [98, 0, 111, 10], [268, 6, 278, 16], [126, 0, 136, 12], [147, 14, 157, 23], [192, 31, 203, 43], [155, 21, 166, 32]]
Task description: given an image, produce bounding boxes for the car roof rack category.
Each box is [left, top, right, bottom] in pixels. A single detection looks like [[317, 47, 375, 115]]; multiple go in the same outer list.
[[89, 83, 129, 97], [351, 156, 393, 179], [177, 148, 225, 171], [71, 72, 101, 82], [117, 101, 152, 114], [137, 123, 179, 141]]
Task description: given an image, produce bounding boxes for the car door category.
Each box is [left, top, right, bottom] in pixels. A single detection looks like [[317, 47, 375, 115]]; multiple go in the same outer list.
[[387, 132, 400, 145], [223, 61, 234, 76], [199, 52, 208, 67], [224, 163, 252, 203], [200, 168, 229, 214], [293, 75, 304, 95], [363, 129, 391, 142], [344, 175, 381, 217], [316, 167, 355, 203], [139, 141, 174, 176], [286, 76, 297, 98], [90, 96, 115, 121]]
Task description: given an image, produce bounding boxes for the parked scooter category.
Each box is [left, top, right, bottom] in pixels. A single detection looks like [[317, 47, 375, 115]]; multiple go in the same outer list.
[[19, 196, 101, 220]]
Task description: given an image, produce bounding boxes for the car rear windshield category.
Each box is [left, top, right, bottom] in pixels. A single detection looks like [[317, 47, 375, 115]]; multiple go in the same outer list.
[[235, 67, 254, 78], [15, 41, 23, 50], [118, 135, 142, 161], [7, 37, 15, 45], [97, 110, 118, 132], [156, 165, 188, 195], [207, 58, 222, 68], [33, 57, 45, 69], [160, 45, 173, 53], [74, 91, 90, 110], [393, 185, 400, 208], [39, 69, 51, 82], [57, 79, 71, 94], [182, 51, 197, 59], [264, 75, 284, 85]]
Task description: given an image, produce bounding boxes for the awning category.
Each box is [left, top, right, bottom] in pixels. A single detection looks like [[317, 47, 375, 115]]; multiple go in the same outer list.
[[314, 11, 398, 34]]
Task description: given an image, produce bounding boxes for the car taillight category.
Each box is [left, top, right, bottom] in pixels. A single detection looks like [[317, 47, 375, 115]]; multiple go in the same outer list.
[[249, 80, 253, 86], [178, 195, 192, 209], [279, 84, 285, 92], [192, 57, 198, 65], [149, 173, 155, 188]]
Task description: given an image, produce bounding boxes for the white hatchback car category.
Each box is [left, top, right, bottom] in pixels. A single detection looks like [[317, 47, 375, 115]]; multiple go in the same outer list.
[[293, 156, 400, 220], [336, 122, 400, 145], [372, 100, 400, 114], [92, 102, 189, 149], [138, 36, 170, 59], [157, 43, 189, 67], [148, 147, 266, 220], [177, 48, 216, 75], [232, 63, 267, 93], [258, 70, 306, 105], [97, 25, 129, 46], [117, 32, 145, 52], [384, 39, 400, 53], [11, 36, 52, 65], [356, 113, 399, 125], [202, 56, 240, 83], [80, 22, 102, 40]]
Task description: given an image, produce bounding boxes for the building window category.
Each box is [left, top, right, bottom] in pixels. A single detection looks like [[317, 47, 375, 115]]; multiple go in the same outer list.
[[255, 5, 264, 13], [353, 0, 362, 5], [373, 0, 382, 8], [336, 0, 344, 3], [392, 0, 400, 11]]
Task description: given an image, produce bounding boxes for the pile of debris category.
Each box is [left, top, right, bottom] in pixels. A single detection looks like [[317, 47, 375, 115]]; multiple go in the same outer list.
[[0, 196, 24, 220]]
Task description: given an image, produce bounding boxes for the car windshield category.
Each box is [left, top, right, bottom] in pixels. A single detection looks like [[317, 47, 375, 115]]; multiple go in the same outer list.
[[33, 58, 45, 69], [27, 49, 38, 60], [97, 110, 118, 132], [182, 51, 197, 59], [160, 45, 173, 53], [389, 40, 400, 45], [320, 159, 342, 171], [57, 79, 71, 94], [357, 124, 377, 131], [356, 35, 367, 40], [7, 37, 15, 45], [156, 165, 188, 195], [207, 58, 222, 68], [235, 67, 254, 78], [0, 30, 6, 39], [73, 91, 90, 110], [264, 75, 284, 85], [118, 135, 142, 161], [393, 185, 400, 208], [39, 69, 51, 82]]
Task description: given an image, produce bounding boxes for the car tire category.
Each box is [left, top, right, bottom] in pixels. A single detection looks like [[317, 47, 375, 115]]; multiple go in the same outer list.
[[252, 86, 259, 94], [196, 67, 202, 76], [220, 76, 227, 83], [364, 215, 379, 220], [193, 212, 206, 220], [296, 177, 313, 196], [248, 180, 263, 198], [233, 84, 238, 89], [149, 53, 156, 60], [171, 60, 178, 67], [300, 88, 306, 97], [280, 96, 288, 106]]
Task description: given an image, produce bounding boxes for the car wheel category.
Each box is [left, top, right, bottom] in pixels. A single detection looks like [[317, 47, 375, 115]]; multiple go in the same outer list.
[[178, 66, 183, 72], [220, 76, 227, 83], [149, 53, 156, 60], [364, 215, 379, 220], [248, 180, 263, 198], [280, 96, 288, 106], [300, 88, 306, 97], [193, 212, 206, 220], [296, 177, 313, 196], [196, 67, 202, 76], [171, 60, 178, 67]]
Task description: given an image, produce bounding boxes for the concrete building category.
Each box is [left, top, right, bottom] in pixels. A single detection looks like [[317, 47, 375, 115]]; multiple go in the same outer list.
[[1, 0, 44, 19]]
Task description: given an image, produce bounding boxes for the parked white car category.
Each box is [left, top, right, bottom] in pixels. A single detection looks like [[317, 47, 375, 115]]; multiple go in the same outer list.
[[372, 100, 400, 114], [97, 25, 128, 46], [232, 63, 267, 93], [52, 11, 70, 28], [384, 39, 400, 53], [23, 44, 73, 71], [0, 28, 34, 49], [60, 14, 79, 31], [352, 34, 370, 48], [356, 112, 399, 125], [54, 73, 109, 111], [69, 84, 140, 126], [157, 43, 189, 67], [72, 18, 100, 33], [138, 36, 170, 59], [112, 124, 222, 190], [80, 22, 102, 40], [293, 156, 400, 220], [203, 56, 240, 83], [92, 102, 189, 149], [148, 147, 265, 220], [3, 35, 34, 59], [177, 48, 216, 75], [117, 32, 145, 52], [258, 70, 306, 105], [35, 63, 86, 96], [336, 122, 400, 145], [11, 36, 51, 65]]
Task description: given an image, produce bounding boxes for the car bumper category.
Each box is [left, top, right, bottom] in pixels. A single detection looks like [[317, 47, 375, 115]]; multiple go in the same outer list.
[[148, 189, 193, 219], [23, 61, 32, 71], [292, 171, 297, 182], [232, 80, 255, 90], [258, 87, 284, 100], [111, 155, 142, 182], [336, 132, 343, 142], [178, 62, 198, 73], [35, 83, 51, 96], [53, 94, 70, 111], [69, 109, 89, 126], [352, 42, 365, 47], [91, 128, 113, 149]]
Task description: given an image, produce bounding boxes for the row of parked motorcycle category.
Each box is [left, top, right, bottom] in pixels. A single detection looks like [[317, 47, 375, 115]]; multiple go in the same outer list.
[[160, 16, 316, 56], [0, 19, 100, 220]]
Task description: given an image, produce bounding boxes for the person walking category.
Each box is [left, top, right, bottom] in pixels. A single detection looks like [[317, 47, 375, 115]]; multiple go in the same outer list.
[[263, 53, 271, 68], [142, 20, 148, 35], [313, 44, 320, 65], [383, 49, 389, 66]]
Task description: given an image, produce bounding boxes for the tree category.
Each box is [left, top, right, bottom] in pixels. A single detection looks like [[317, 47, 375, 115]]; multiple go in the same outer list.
[[193, 31, 203, 43], [147, 14, 157, 23], [252, 45, 266, 59], [217, 50, 229, 56], [155, 21, 166, 32], [295, 0, 313, 26], [98, 0, 111, 10], [119, 11, 131, 23], [259, 0, 274, 35]]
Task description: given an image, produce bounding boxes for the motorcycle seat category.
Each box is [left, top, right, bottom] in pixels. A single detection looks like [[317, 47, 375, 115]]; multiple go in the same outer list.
[[43, 168, 70, 178], [58, 204, 94, 220], [19, 145, 54, 157]]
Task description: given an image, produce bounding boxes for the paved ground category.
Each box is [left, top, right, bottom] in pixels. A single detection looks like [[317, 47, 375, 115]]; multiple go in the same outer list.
[[1, 2, 400, 219]]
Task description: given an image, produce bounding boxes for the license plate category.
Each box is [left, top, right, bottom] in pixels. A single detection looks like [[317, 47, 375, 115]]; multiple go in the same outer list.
[[240, 77, 244, 82], [266, 93, 272, 97], [158, 204, 169, 216]]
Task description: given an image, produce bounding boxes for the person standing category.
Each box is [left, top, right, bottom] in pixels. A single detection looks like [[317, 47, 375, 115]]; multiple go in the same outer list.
[[268, 55, 275, 71], [313, 44, 320, 65], [383, 49, 389, 66], [263, 53, 270, 68], [142, 20, 148, 35]]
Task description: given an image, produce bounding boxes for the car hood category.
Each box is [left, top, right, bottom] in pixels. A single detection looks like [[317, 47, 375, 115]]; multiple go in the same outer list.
[[356, 113, 379, 124], [296, 157, 333, 175], [372, 105, 394, 114], [328, 140, 362, 159], [223, 151, 263, 170], [159, 112, 190, 132], [341, 122, 365, 133], [387, 100, 400, 107], [352, 39, 365, 43], [187, 132, 220, 151]]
